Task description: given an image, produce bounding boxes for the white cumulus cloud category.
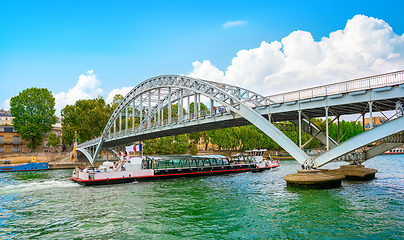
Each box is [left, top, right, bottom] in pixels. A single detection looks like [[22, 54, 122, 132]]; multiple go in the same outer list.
[[191, 15, 404, 96], [105, 87, 133, 104], [3, 98, 11, 111], [54, 70, 103, 116], [223, 21, 247, 28]]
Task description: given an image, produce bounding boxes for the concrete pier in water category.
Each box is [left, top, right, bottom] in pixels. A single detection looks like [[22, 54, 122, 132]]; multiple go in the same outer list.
[[284, 165, 378, 189], [330, 164, 378, 180], [283, 169, 345, 189]]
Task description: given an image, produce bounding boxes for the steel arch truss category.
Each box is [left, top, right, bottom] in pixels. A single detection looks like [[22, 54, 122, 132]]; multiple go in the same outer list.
[[80, 75, 312, 164]]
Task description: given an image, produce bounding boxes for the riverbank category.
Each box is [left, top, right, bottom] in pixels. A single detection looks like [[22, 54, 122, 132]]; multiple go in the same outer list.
[[0, 152, 85, 169], [0, 152, 70, 163]]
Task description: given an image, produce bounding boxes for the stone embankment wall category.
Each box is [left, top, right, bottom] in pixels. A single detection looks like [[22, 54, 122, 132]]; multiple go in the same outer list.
[[0, 152, 70, 163]]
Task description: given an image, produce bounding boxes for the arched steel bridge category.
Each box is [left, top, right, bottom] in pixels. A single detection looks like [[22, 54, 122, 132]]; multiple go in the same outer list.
[[75, 70, 404, 168]]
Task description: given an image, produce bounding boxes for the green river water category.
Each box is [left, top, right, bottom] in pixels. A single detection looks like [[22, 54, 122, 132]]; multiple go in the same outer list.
[[1, 155, 403, 239]]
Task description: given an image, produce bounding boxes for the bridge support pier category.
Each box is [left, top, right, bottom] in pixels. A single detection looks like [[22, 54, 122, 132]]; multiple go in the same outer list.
[[283, 169, 344, 189], [330, 165, 378, 180]]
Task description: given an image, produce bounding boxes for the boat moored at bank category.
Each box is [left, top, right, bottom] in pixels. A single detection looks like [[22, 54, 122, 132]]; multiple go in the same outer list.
[[0, 161, 49, 172]]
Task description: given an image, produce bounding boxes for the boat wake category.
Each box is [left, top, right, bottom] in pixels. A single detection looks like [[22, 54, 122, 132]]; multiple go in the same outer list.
[[1, 180, 78, 195]]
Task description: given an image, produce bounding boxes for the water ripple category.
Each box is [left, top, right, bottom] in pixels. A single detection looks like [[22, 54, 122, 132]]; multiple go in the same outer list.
[[0, 156, 403, 239]]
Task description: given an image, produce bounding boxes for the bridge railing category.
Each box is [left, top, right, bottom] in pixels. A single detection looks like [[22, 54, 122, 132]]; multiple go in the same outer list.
[[246, 70, 404, 106]]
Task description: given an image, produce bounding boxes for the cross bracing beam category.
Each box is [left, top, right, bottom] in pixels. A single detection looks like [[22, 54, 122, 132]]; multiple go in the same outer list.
[[201, 79, 274, 106], [314, 116, 404, 167], [291, 119, 338, 149]]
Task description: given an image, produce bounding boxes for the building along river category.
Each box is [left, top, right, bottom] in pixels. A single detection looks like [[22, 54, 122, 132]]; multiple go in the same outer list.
[[1, 155, 403, 239]]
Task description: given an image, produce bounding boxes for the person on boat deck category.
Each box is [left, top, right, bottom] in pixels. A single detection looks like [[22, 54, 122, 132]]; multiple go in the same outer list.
[[83, 167, 88, 173]]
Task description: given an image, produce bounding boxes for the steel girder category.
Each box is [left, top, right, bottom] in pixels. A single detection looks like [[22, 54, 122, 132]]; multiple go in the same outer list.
[[81, 75, 311, 164], [365, 142, 403, 160]]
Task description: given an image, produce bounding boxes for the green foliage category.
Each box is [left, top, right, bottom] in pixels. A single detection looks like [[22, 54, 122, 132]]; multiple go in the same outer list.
[[61, 97, 112, 145], [46, 133, 61, 150], [157, 136, 175, 155], [207, 122, 322, 151], [207, 128, 241, 150], [143, 134, 189, 155], [143, 138, 158, 155], [188, 102, 208, 112], [10, 87, 57, 151], [329, 120, 363, 143], [314, 118, 363, 143], [173, 135, 189, 154], [187, 132, 202, 144], [111, 94, 124, 110], [190, 143, 198, 155]]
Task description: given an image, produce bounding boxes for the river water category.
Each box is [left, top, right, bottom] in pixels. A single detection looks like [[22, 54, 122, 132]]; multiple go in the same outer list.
[[1, 155, 403, 239]]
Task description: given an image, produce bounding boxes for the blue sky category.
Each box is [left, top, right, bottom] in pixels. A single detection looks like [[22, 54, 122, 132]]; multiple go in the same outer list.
[[1, 0, 404, 115]]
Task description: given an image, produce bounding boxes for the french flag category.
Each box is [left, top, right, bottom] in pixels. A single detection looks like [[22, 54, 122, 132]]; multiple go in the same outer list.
[[135, 144, 143, 152]]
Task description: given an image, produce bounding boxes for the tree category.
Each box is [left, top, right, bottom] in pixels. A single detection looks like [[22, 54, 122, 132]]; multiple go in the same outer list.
[[143, 138, 158, 155], [173, 134, 189, 154], [190, 143, 198, 155], [143, 134, 189, 155], [46, 133, 61, 152], [10, 88, 57, 151], [314, 118, 363, 144], [156, 136, 175, 155], [61, 97, 112, 145], [111, 94, 124, 110]]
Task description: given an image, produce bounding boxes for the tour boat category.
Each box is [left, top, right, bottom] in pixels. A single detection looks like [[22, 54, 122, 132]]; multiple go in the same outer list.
[[69, 154, 280, 186], [383, 147, 404, 155], [0, 161, 49, 172]]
